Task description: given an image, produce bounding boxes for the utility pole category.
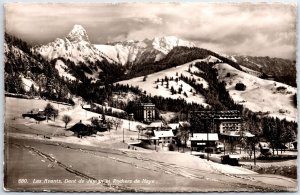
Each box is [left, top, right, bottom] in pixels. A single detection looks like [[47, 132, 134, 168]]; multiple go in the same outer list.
[[206, 120, 209, 161], [253, 142, 256, 166], [128, 113, 134, 131], [224, 139, 226, 155], [123, 128, 124, 143]]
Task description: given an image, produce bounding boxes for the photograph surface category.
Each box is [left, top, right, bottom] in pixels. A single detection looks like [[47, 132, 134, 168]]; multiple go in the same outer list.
[[4, 3, 297, 192]]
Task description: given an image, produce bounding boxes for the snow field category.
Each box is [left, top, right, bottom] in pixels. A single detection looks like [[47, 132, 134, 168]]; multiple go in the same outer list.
[[55, 60, 76, 81], [215, 63, 297, 121], [118, 59, 210, 106]]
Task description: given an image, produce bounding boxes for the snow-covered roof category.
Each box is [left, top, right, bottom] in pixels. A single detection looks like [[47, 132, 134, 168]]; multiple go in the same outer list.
[[221, 131, 254, 137], [140, 103, 155, 106], [243, 132, 255, 137], [29, 108, 44, 114], [168, 123, 180, 130], [179, 121, 190, 127], [259, 142, 269, 149], [229, 154, 240, 159], [190, 133, 219, 141], [153, 130, 174, 138], [149, 121, 164, 128], [83, 104, 91, 109]]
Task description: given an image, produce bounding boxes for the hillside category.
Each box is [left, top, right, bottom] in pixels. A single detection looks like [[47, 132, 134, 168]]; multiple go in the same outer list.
[[127, 46, 242, 78], [118, 57, 224, 106], [215, 63, 297, 121], [233, 55, 296, 87], [5, 25, 297, 124], [4, 33, 75, 104]]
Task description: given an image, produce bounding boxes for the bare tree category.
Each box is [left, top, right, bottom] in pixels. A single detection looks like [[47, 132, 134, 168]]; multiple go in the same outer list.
[[62, 115, 72, 128], [106, 118, 113, 132], [136, 125, 143, 137], [176, 122, 190, 152], [113, 118, 123, 130], [136, 125, 143, 132]]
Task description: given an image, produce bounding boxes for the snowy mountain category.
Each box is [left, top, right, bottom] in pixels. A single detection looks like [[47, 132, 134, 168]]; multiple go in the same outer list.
[[94, 36, 195, 66], [4, 42, 43, 92], [33, 25, 117, 65], [34, 25, 194, 68], [215, 63, 297, 121], [119, 53, 297, 121], [4, 42, 43, 72], [118, 57, 213, 106], [4, 33, 73, 100], [232, 55, 296, 87], [5, 29, 297, 123]]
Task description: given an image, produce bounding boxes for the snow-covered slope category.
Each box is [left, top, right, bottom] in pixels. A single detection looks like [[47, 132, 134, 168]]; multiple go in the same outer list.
[[4, 43, 43, 70], [21, 76, 39, 92], [232, 55, 296, 86], [54, 60, 76, 81], [95, 36, 195, 66], [215, 63, 297, 121], [240, 65, 262, 77], [33, 25, 116, 64], [118, 58, 211, 106], [4, 42, 45, 91]]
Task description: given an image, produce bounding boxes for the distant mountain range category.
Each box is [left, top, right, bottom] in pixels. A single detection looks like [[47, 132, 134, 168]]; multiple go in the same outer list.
[[33, 25, 116, 64], [32, 24, 296, 85], [33, 24, 195, 66], [4, 24, 297, 121]]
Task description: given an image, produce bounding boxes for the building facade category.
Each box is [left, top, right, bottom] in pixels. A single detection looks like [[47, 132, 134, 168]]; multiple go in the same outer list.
[[136, 103, 156, 122], [219, 121, 241, 135], [190, 133, 219, 153], [190, 110, 241, 134]]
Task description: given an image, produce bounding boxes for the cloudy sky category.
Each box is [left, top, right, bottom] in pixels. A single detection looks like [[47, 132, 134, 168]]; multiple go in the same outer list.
[[5, 3, 296, 59]]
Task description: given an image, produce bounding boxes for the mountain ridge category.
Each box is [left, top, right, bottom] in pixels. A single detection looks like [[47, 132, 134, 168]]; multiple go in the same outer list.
[[32, 24, 296, 88], [94, 35, 195, 66], [33, 24, 117, 65]]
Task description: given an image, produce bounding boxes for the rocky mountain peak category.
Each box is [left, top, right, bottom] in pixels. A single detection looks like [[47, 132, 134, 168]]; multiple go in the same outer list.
[[66, 24, 90, 42], [151, 36, 195, 54]]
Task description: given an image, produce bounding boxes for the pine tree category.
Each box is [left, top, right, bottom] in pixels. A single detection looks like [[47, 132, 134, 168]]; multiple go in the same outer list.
[[170, 86, 175, 95]]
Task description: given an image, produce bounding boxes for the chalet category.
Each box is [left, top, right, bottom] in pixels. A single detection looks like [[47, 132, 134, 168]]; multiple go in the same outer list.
[[259, 142, 270, 154], [190, 133, 219, 153], [148, 121, 165, 130], [153, 130, 175, 145], [135, 103, 156, 123], [168, 123, 180, 131], [138, 123, 168, 141], [22, 108, 46, 121], [69, 120, 96, 137], [82, 104, 91, 110]]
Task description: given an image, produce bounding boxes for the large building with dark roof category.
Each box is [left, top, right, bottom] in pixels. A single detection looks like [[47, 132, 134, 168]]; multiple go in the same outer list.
[[135, 103, 156, 123]]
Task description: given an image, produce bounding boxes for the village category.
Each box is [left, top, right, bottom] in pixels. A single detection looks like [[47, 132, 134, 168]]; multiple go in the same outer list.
[[16, 96, 297, 172]]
